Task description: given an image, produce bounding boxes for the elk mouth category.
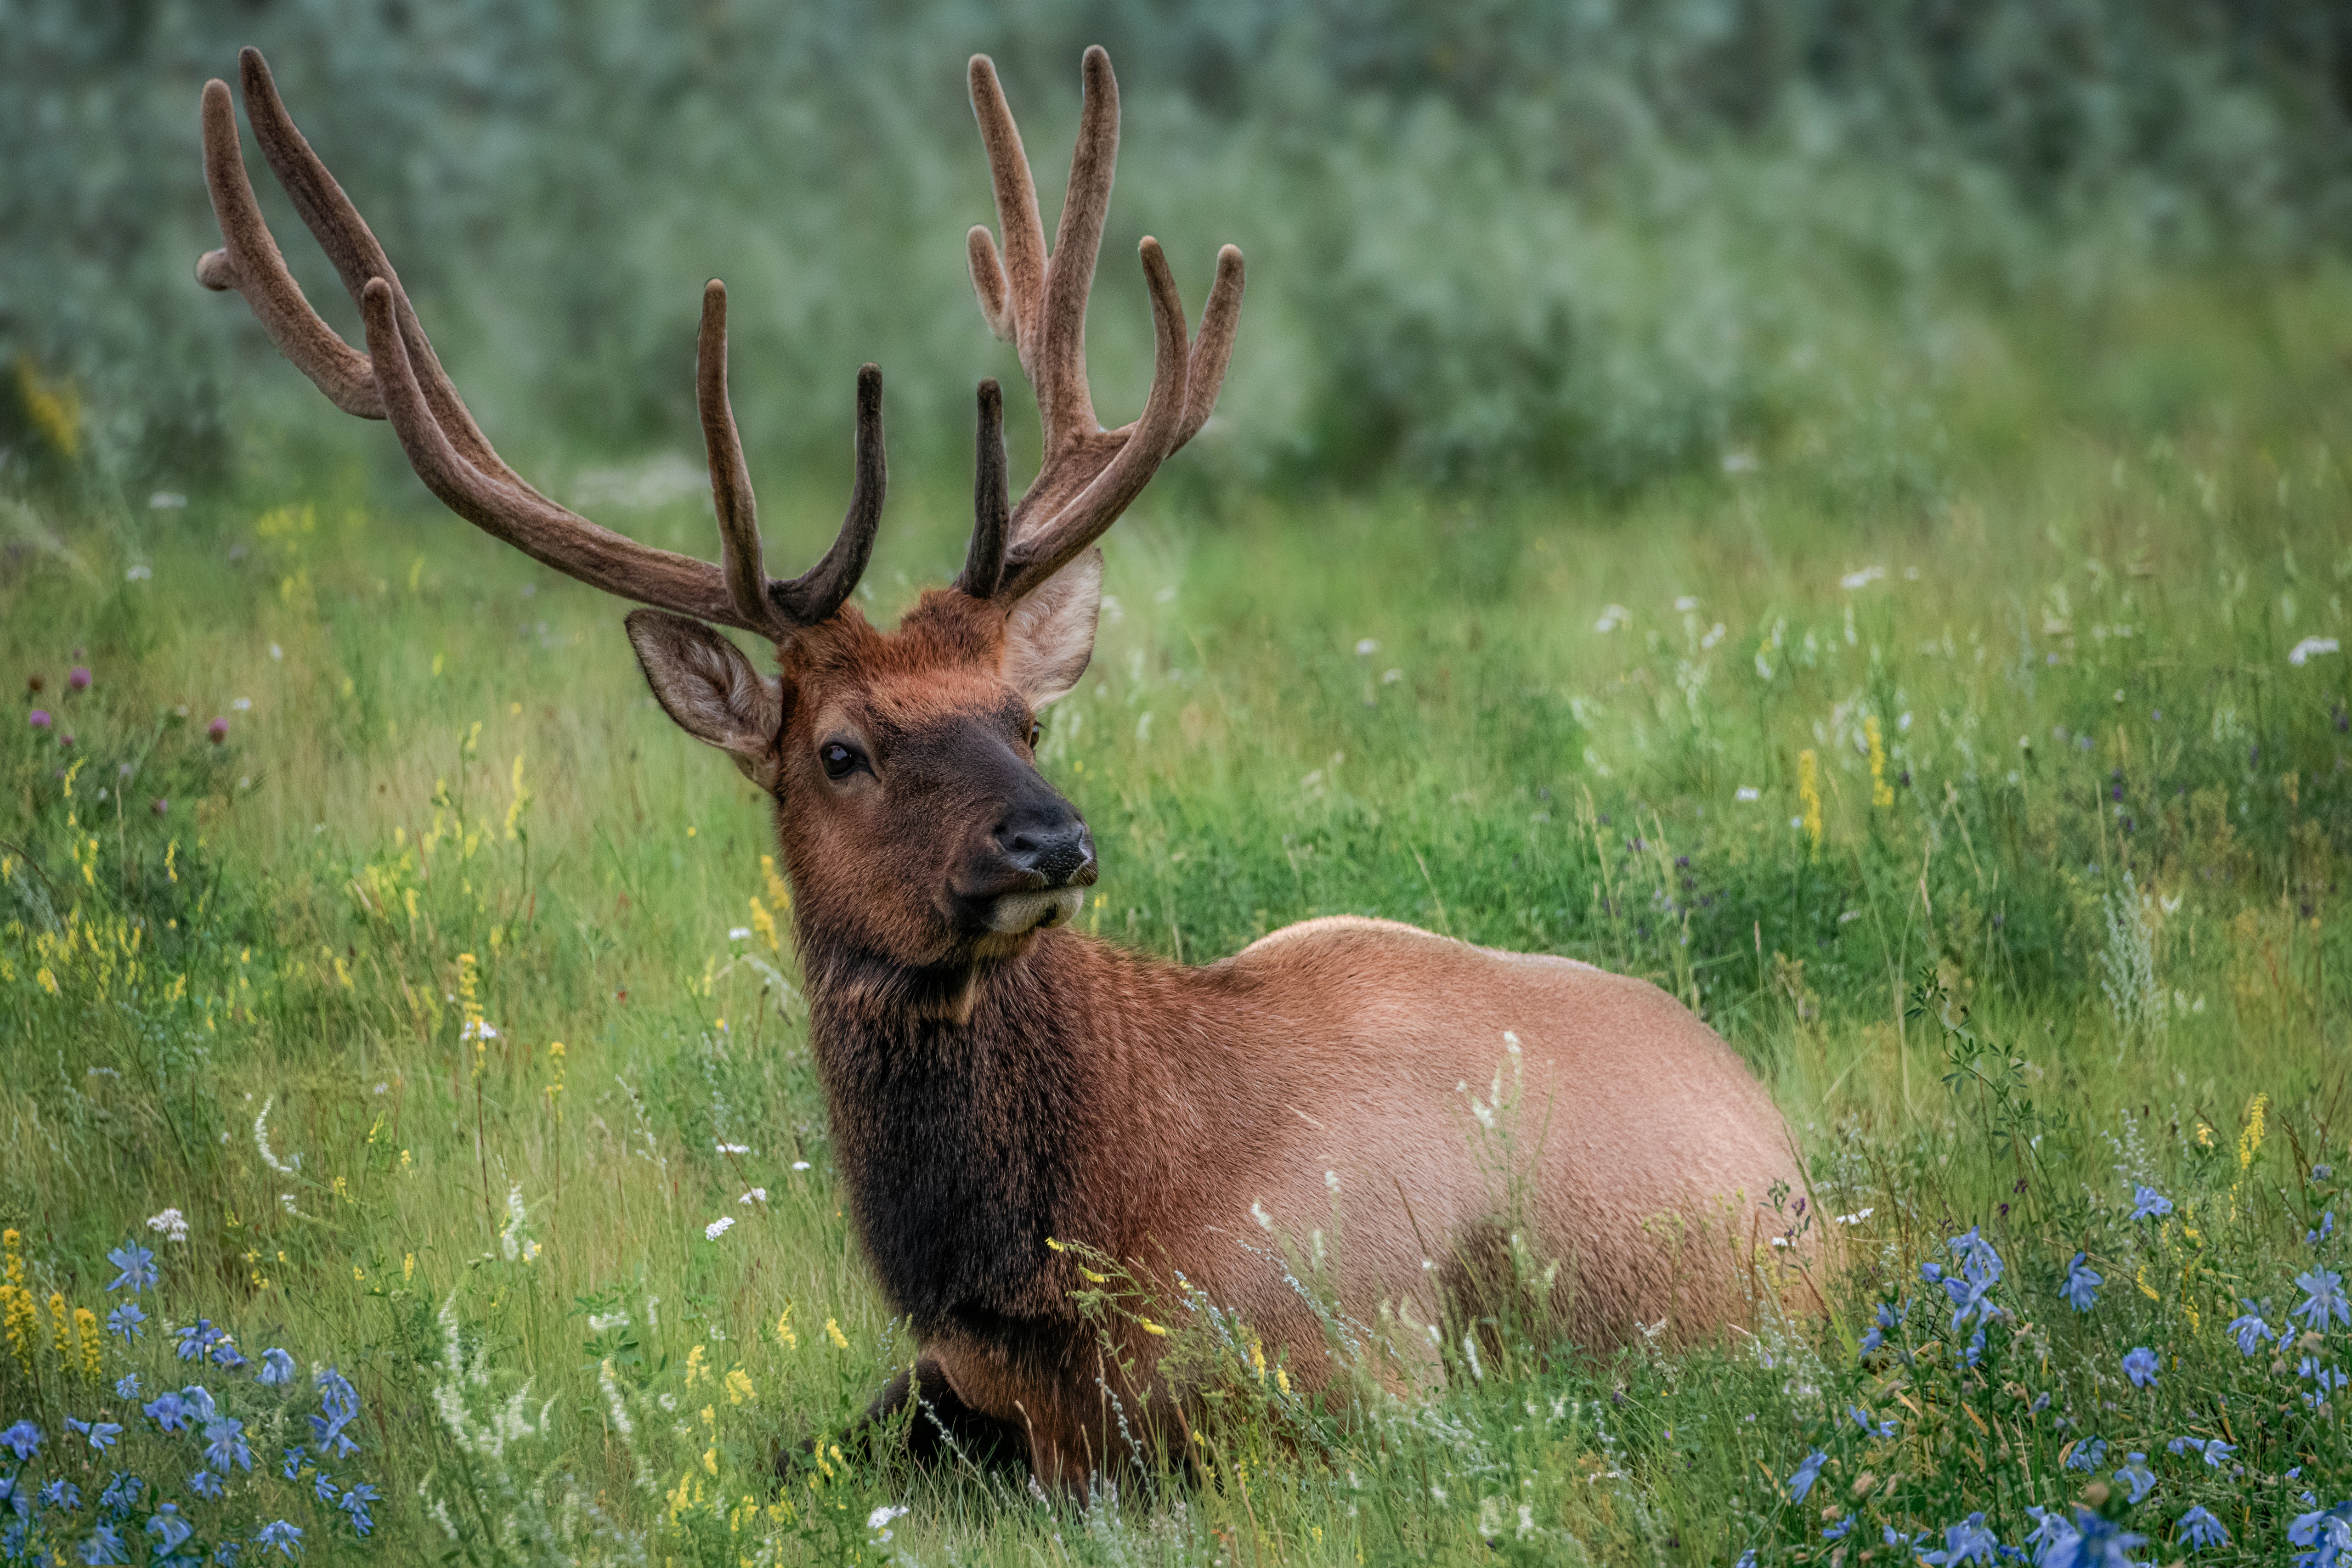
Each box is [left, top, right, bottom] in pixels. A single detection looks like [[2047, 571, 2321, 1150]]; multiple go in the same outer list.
[[984, 886, 1086, 936]]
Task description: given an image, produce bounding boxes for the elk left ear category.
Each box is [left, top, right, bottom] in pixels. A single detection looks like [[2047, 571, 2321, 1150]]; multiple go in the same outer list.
[[1001, 547, 1102, 708], [624, 609, 785, 788]]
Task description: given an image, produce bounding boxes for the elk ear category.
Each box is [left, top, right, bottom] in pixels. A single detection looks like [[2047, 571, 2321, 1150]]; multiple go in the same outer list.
[[624, 609, 785, 788], [1001, 547, 1102, 708]]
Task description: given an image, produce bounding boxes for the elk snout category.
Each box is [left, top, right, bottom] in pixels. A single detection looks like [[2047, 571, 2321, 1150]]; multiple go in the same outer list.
[[998, 815, 1096, 887]]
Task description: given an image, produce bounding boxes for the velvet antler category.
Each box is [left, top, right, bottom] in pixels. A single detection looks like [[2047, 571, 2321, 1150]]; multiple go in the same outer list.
[[198, 47, 881, 638], [963, 48, 1244, 604]]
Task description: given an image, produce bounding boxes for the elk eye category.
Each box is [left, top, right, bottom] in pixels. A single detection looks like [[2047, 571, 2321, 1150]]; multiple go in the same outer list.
[[819, 740, 864, 780], [1028, 720, 1043, 750]]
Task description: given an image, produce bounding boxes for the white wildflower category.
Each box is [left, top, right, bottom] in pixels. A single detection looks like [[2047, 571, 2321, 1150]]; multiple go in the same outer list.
[[499, 1183, 539, 1263], [460, 1019, 499, 1042], [1354, 638, 1378, 655], [232, 697, 252, 711], [146, 1208, 190, 1243], [148, 492, 187, 510], [125, 564, 153, 581], [739, 1188, 768, 1205], [791, 1160, 811, 1172], [1735, 785, 1761, 802], [716, 1142, 750, 1155], [253, 1095, 300, 1175], [727, 926, 752, 942], [1594, 604, 1631, 633], [2289, 636, 2339, 666], [705, 1216, 735, 1241], [1840, 565, 1886, 590], [1836, 1208, 1876, 1226], [586, 1313, 631, 1333], [866, 1505, 910, 1534]]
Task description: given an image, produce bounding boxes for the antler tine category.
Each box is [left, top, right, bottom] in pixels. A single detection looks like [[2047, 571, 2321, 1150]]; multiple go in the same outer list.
[[966, 56, 1048, 368], [356, 279, 749, 626], [1176, 244, 1246, 448], [1033, 45, 1119, 450], [196, 78, 384, 418], [232, 47, 525, 492], [696, 281, 787, 639], [769, 365, 886, 626], [997, 238, 1190, 603], [959, 379, 1011, 599]]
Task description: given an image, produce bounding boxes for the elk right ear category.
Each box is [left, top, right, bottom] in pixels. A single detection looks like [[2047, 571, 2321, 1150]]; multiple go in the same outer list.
[[624, 609, 785, 789]]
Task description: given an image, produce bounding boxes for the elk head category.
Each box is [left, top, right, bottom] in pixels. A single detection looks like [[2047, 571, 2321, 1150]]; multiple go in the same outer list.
[[198, 46, 1241, 979]]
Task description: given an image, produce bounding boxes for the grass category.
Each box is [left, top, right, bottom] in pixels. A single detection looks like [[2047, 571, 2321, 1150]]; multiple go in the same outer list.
[[2, 267, 2351, 1564]]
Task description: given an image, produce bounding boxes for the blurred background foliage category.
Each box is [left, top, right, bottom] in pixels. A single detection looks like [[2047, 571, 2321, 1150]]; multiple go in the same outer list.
[[5, 0, 2352, 512]]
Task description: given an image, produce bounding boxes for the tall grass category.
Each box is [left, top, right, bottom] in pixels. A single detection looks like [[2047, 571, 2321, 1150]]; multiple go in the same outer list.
[[1, 259, 2348, 1560]]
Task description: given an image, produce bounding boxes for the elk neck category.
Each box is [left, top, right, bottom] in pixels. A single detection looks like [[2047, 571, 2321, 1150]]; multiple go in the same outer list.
[[788, 904, 1263, 1347]]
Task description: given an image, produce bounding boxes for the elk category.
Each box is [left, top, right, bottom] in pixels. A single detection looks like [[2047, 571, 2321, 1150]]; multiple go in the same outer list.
[[197, 45, 1817, 1494]]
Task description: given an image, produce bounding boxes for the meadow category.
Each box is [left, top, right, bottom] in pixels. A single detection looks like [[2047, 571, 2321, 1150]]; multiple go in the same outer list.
[[4, 259, 2352, 1564]]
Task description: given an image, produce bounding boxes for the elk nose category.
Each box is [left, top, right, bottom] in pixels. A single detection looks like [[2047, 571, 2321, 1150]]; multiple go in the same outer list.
[[997, 816, 1095, 886]]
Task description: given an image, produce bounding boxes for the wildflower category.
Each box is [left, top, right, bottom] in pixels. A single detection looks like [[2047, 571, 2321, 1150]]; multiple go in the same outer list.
[[189, 1471, 225, 1500], [338, 1482, 379, 1536], [1860, 1299, 1898, 1354], [1938, 1226, 2004, 1331], [2295, 1268, 2349, 1329], [2122, 1346, 2159, 1388], [77, 1523, 129, 1564], [96, 1474, 143, 1514], [2288, 1502, 2352, 1567], [2195, 1438, 2235, 1467], [179, 1385, 217, 1422], [211, 1337, 248, 1370], [311, 1469, 337, 1504], [103, 1301, 144, 1340], [2065, 1437, 2109, 1472], [1848, 1404, 1895, 1438], [259, 1348, 294, 1386], [311, 1369, 360, 1458], [68, 666, 90, 691], [252, 1520, 302, 1558], [105, 1242, 157, 1293], [2129, 1185, 2172, 1221], [146, 1209, 189, 1243], [739, 1188, 767, 1204], [28, 711, 50, 732], [1735, 785, 1761, 802], [705, 1216, 735, 1241], [866, 1504, 910, 1541], [1823, 1517, 1854, 1540], [2175, 1504, 2228, 1550], [147, 1505, 193, 1556], [203, 1417, 252, 1472], [1, 1422, 37, 1461], [2115, 1452, 2155, 1504], [2230, 1308, 2271, 1354], [2052, 1509, 2148, 1567], [143, 1392, 193, 1433], [0, 1476, 20, 1522], [280, 1448, 304, 1482], [792, 1160, 812, 1172], [113, 1373, 141, 1399], [175, 1320, 222, 1362], [2063, 1253, 2102, 1312], [65, 1418, 123, 1451], [2289, 636, 2341, 666], [1918, 1512, 1996, 1565], [1798, 750, 1822, 851], [1787, 1449, 1827, 1503], [208, 718, 228, 744], [2312, 1211, 2337, 1246], [40, 1480, 79, 1510]]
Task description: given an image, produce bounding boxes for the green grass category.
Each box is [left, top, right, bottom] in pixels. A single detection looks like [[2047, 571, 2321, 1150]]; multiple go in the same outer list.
[[3, 269, 2351, 1564]]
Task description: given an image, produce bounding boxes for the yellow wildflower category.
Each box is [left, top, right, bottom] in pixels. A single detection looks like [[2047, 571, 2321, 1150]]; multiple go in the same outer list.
[[1866, 716, 1893, 808], [1798, 750, 1823, 852], [824, 1317, 849, 1350], [685, 1344, 709, 1386], [774, 1306, 798, 1350]]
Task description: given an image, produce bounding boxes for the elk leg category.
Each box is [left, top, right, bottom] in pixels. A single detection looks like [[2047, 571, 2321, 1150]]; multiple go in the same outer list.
[[850, 1355, 1026, 1470]]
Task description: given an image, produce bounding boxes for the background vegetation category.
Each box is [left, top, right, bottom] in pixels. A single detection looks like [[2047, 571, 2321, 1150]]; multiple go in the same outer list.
[[3, 1, 2351, 1562]]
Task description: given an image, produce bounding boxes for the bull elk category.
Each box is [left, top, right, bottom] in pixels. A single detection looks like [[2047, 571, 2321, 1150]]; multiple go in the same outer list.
[[196, 45, 1816, 1493]]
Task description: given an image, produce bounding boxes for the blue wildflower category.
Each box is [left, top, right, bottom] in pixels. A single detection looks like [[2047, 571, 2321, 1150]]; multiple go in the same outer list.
[[310, 1469, 337, 1504], [215, 1545, 242, 1566], [1824, 1517, 1854, 1540], [0, 1422, 36, 1461], [279, 1448, 304, 1483], [202, 1418, 251, 1474], [1848, 1404, 1895, 1438], [104, 1302, 145, 1340], [2115, 1452, 2155, 1504], [1919, 1512, 1998, 1565], [188, 1471, 224, 1500], [2197, 1438, 2235, 1467], [1861, 1299, 1898, 1354], [2288, 1501, 2352, 1568], [147, 1505, 193, 1555], [2065, 1437, 2109, 1472], [2122, 1346, 2159, 1388], [2295, 1269, 2348, 1329], [2130, 1185, 2173, 1221], [77, 1524, 129, 1565], [209, 1339, 248, 1371], [1734, 1553, 1757, 1568], [40, 1480, 80, 1511], [251, 1521, 302, 1559], [2057, 1510, 2149, 1567], [1955, 1325, 1987, 1369], [0, 1476, 23, 1521], [1920, 1261, 1945, 1284], [309, 1369, 360, 1458], [2299, 1359, 2351, 1408], [104, 1242, 157, 1294], [1788, 1450, 1827, 1503], [2062, 1253, 2102, 1312], [64, 1418, 122, 1452], [174, 1321, 220, 1364], [178, 1387, 215, 1422], [143, 1393, 192, 1433], [1939, 1227, 2006, 1331], [2229, 1308, 2271, 1355], [337, 1483, 379, 1538], [2312, 1211, 2336, 1247], [96, 1474, 143, 1516], [114, 1372, 141, 1399], [258, 1348, 294, 1387], [2176, 1505, 2228, 1551]]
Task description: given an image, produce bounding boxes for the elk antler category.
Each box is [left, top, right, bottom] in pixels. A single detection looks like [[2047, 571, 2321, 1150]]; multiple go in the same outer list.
[[963, 47, 1244, 604], [197, 47, 880, 640]]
